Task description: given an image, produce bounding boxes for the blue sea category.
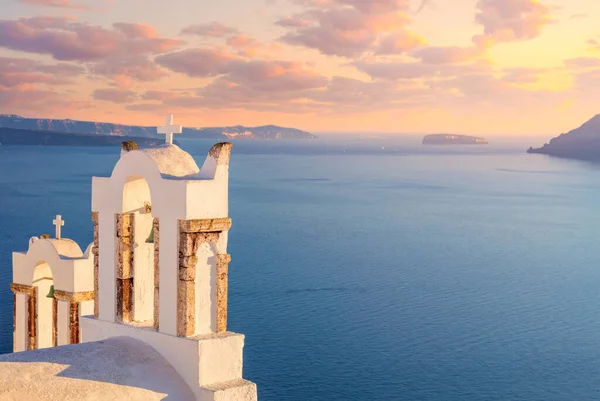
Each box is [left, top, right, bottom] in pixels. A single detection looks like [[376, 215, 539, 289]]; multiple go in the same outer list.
[[2, 136, 600, 400]]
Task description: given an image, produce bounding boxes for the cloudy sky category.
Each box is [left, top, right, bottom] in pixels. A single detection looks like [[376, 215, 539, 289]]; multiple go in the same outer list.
[[1, 0, 599, 134]]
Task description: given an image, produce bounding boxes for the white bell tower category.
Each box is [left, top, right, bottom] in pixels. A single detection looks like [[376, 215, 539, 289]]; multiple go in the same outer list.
[[83, 115, 257, 401]]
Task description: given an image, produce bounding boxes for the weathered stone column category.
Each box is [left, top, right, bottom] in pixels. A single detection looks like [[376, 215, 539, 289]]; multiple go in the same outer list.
[[54, 290, 94, 345], [216, 254, 231, 333], [153, 217, 160, 331], [52, 298, 58, 347], [12, 293, 16, 352], [116, 213, 134, 323], [177, 218, 231, 337], [10, 283, 35, 352], [92, 212, 99, 318], [70, 302, 80, 344], [28, 288, 37, 351]]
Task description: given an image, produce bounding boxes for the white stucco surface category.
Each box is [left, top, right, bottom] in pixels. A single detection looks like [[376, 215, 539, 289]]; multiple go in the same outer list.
[[36, 277, 54, 349], [80, 300, 94, 318], [81, 317, 248, 398], [14, 293, 27, 352], [133, 211, 155, 323], [58, 300, 69, 346], [196, 242, 217, 335], [0, 337, 195, 401]]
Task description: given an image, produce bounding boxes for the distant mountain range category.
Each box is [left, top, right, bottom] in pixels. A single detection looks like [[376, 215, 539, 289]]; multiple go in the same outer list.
[[0, 127, 167, 147], [0, 114, 316, 140], [527, 115, 600, 160]]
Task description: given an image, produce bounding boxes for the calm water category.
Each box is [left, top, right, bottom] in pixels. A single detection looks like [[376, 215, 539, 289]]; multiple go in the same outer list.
[[1, 137, 600, 400]]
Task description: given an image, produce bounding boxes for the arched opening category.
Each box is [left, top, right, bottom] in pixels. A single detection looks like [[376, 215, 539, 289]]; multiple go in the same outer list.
[[32, 261, 54, 349], [120, 175, 155, 326]]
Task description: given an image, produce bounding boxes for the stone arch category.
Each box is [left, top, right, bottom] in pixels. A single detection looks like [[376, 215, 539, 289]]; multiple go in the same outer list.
[[110, 151, 165, 217], [16, 238, 83, 289], [115, 173, 158, 327], [32, 260, 55, 349]]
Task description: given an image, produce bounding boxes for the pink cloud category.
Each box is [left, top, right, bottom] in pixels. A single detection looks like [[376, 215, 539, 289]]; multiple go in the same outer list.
[[572, 68, 600, 89], [90, 56, 168, 87], [126, 103, 165, 112], [352, 59, 492, 80], [501, 67, 540, 83], [225, 60, 328, 92], [181, 22, 239, 37], [0, 57, 83, 88], [411, 46, 484, 64], [472, 0, 554, 47], [155, 48, 237, 78], [0, 86, 91, 115], [376, 31, 425, 55], [93, 88, 137, 103], [564, 57, 600, 68], [157, 46, 327, 92], [113, 23, 158, 39], [277, 3, 415, 57], [275, 16, 313, 28], [17, 0, 91, 10], [292, 0, 410, 14], [227, 34, 263, 49], [337, 0, 409, 14], [142, 91, 177, 101], [0, 17, 183, 61], [225, 34, 280, 57]]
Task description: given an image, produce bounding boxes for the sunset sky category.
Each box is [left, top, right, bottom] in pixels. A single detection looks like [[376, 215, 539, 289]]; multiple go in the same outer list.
[[2, 0, 600, 135]]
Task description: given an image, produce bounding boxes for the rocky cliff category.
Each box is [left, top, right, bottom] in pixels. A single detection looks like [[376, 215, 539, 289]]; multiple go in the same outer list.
[[527, 115, 600, 160]]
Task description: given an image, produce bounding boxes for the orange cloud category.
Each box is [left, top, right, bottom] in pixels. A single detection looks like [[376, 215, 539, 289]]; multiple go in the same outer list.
[[472, 0, 555, 47]]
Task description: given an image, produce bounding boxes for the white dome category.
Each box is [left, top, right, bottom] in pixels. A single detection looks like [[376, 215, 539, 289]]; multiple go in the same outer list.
[[142, 144, 200, 178]]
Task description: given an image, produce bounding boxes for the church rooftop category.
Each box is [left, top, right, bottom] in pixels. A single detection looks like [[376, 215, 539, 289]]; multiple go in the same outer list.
[[0, 337, 195, 401]]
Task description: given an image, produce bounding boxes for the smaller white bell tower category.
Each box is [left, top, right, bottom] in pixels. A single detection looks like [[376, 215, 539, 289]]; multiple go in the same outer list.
[[11, 216, 94, 353]]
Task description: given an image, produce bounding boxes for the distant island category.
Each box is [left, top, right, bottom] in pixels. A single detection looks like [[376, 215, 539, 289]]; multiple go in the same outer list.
[[0, 114, 316, 140], [0, 127, 167, 147], [527, 115, 600, 161], [423, 134, 488, 145]]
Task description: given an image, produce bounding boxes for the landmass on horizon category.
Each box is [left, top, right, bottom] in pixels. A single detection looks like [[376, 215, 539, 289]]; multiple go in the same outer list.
[[423, 134, 488, 145], [0, 114, 316, 140], [0, 127, 169, 147], [527, 114, 600, 161]]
